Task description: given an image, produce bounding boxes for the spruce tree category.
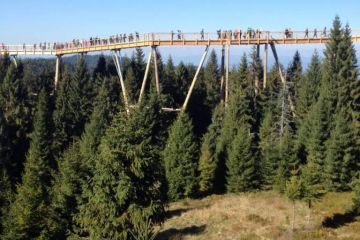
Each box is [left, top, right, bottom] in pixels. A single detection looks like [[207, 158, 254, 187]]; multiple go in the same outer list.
[[286, 50, 302, 104], [0, 53, 11, 84], [53, 56, 93, 154], [0, 170, 13, 236], [258, 111, 277, 187], [353, 177, 360, 214], [226, 120, 257, 192], [285, 172, 302, 231], [198, 104, 224, 194], [163, 112, 198, 200], [325, 112, 356, 191], [203, 49, 220, 109], [301, 159, 325, 227], [0, 62, 31, 184], [78, 97, 165, 239], [2, 89, 52, 240], [295, 51, 321, 122], [48, 78, 120, 238]]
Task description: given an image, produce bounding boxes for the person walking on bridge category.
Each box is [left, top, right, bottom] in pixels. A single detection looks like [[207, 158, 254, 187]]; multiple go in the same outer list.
[[322, 27, 327, 37], [313, 28, 317, 38], [304, 28, 309, 38], [217, 29, 221, 39], [200, 29, 204, 40], [177, 30, 182, 40]]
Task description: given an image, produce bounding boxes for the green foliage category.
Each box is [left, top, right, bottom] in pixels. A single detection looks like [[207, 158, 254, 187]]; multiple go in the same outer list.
[[198, 104, 224, 194], [0, 169, 13, 235], [2, 89, 52, 240], [203, 49, 220, 109], [352, 177, 360, 214], [295, 51, 321, 122], [163, 112, 198, 200], [285, 172, 302, 202], [325, 113, 357, 191], [226, 121, 257, 192], [129, 209, 158, 240], [258, 111, 277, 187], [78, 97, 165, 239], [301, 160, 326, 206], [53, 56, 92, 154]]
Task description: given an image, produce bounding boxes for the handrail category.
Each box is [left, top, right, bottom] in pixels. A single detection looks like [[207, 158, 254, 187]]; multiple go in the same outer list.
[[0, 30, 359, 55]]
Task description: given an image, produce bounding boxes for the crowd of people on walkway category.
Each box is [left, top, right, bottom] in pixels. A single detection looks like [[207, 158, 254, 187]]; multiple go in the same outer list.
[[0, 27, 331, 52]]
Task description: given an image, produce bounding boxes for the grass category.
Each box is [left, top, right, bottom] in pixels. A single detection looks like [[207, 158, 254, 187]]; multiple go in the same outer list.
[[156, 191, 360, 240]]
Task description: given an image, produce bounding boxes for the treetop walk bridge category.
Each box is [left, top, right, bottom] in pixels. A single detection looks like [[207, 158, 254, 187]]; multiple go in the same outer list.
[[1, 30, 360, 113]]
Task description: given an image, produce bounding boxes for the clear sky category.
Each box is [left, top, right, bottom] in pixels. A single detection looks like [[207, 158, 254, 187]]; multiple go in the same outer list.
[[1, 0, 359, 66]]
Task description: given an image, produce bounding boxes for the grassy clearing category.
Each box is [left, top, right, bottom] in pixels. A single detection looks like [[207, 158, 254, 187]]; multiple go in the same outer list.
[[156, 191, 360, 240]]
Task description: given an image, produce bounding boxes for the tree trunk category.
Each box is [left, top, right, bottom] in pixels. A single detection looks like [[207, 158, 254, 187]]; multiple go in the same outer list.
[[292, 201, 295, 231]]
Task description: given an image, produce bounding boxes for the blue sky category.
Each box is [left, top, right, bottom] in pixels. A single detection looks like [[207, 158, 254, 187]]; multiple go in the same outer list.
[[1, 0, 359, 66]]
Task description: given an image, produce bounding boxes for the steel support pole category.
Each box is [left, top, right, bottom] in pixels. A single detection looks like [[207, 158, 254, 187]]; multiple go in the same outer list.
[[225, 44, 230, 106], [152, 46, 160, 96], [263, 44, 268, 89], [138, 48, 153, 104], [112, 50, 129, 113], [182, 45, 209, 112], [54, 55, 60, 90]]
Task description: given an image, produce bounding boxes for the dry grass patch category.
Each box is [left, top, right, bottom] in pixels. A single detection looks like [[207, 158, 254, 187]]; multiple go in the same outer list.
[[156, 191, 359, 240]]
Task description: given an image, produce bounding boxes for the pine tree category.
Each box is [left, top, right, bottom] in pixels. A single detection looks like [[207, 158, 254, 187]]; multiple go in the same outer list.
[[353, 177, 360, 214], [53, 56, 93, 154], [258, 111, 277, 187], [273, 128, 295, 192], [0, 169, 13, 235], [77, 97, 165, 239], [285, 172, 302, 231], [286, 50, 302, 104], [226, 120, 257, 192], [48, 78, 120, 238], [198, 104, 224, 194], [325, 112, 356, 191], [301, 159, 325, 227], [162, 56, 176, 106], [163, 113, 198, 200], [295, 51, 321, 122], [0, 53, 11, 84], [203, 49, 220, 109], [0, 62, 31, 183], [2, 89, 52, 240]]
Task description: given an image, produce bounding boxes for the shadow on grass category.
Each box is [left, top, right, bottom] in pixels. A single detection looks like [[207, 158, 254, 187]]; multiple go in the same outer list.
[[322, 209, 358, 228], [165, 204, 210, 220], [156, 225, 206, 240]]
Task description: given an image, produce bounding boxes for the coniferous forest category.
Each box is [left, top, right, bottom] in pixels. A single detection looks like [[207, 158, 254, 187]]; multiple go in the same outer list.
[[0, 16, 359, 239]]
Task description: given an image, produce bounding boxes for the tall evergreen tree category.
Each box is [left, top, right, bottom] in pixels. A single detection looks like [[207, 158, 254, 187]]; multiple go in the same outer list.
[[78, 97, 165, 239], [2, 89, 52, 240], [258, 110, 277, 187], [203, 49, 220, 109], [198, 104, 224, 194], [226, 120, 257, 192], [295, 51, 321, 122], [325, 112, 356, 191], [48, 77, 120, 238], [163, 113, 198, 200], [0, 62, 31, 183]]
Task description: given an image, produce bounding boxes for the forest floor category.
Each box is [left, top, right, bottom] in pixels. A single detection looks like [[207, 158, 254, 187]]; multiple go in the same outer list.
[[156, 191, 360, 240]]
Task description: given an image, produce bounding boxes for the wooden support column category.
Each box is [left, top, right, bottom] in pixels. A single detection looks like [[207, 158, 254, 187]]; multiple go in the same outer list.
[[220, 45, 225, 101], [54, 55, 61, 90], [112, 50, 129, 114], [263, 43, 268, 89], [138, 48, 153, 104], [182, 45, 209, 112], [269, 43, 285, 85], [152, 46, 160, 96], [10, 55, 18, 68], [225, 44, 230, 106], [270, 43, 296, 115]]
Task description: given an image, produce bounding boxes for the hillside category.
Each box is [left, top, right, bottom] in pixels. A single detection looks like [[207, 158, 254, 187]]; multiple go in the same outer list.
[[157, 192, 360, 240]]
